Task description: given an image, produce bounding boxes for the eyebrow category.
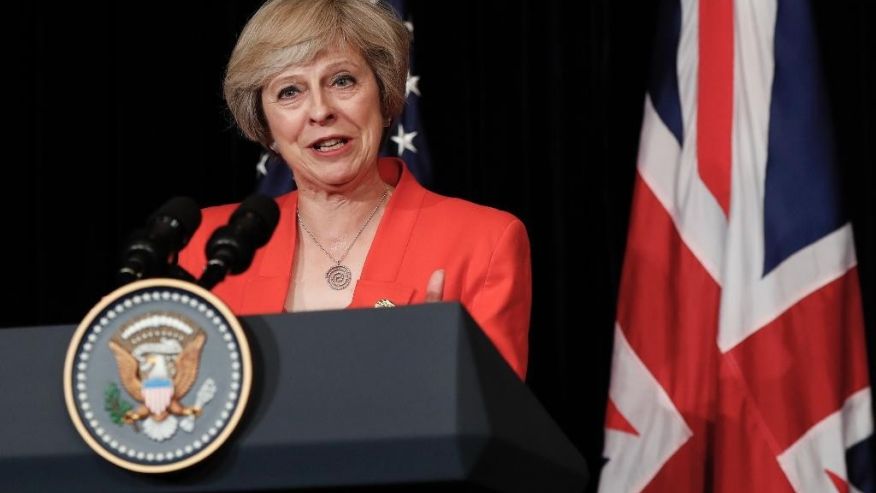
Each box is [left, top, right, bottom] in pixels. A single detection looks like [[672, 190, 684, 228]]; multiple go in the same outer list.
[[267, 59, 364, 89]]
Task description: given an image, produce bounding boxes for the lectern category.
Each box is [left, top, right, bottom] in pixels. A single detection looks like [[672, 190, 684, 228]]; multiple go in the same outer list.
[[0, 302, 588, 492]]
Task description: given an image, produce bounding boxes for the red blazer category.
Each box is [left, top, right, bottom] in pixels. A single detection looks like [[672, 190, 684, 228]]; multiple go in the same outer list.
[[178, 158, 531, 378]]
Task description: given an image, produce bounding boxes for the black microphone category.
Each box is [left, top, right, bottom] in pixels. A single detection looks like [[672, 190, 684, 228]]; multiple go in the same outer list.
[[117, 196, 201, 286], [198, 194, 280, 290]]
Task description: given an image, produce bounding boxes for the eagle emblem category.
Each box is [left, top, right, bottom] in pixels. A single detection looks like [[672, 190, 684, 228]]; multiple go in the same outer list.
[[108, 313, 214, 442], [65, 279, 252, 472]]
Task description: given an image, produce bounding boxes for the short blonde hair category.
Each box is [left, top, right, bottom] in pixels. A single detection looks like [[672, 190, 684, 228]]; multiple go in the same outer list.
[[224, 0, 411, 147]]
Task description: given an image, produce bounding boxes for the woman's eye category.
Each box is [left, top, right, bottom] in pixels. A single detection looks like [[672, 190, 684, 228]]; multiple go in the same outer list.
[[277, 85, 300, 100], [333, 74, 356, 88]]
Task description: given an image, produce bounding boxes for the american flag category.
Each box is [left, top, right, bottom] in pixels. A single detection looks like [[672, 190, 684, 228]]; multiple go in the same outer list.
[[599, 0, 874, 491], [255, 0, 431, 196], [382, 0, 431, 186]]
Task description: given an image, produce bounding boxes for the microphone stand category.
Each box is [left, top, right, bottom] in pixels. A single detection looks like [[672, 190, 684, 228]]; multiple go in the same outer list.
[[166, 263, 198, 284], [116, 262, 197, 288]]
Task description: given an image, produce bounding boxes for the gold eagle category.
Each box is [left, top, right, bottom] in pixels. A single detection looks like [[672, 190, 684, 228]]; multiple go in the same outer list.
[[108, 332, 206, 424]]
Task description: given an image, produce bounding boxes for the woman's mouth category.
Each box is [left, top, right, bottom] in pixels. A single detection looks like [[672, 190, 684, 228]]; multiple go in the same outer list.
[[312, 137, 348, 152]]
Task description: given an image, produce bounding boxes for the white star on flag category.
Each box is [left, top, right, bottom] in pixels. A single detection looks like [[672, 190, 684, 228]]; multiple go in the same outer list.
[[390, 124, 418, 156], [405, 72, 421, 97], [255, 152, 269, 176]]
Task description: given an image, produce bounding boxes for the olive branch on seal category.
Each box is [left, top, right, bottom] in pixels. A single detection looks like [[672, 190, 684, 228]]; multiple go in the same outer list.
[[104, 382, 133, 426]]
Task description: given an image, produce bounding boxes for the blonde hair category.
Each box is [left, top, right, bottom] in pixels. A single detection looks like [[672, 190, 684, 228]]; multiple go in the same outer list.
[[224, 0, 410, 147]]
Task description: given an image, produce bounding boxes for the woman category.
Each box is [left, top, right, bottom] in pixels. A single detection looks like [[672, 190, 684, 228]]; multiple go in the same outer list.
[[179, 0, 532, 379]]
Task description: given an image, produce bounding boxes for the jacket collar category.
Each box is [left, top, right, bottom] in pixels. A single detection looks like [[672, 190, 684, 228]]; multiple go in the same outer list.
[[239, 158, 426, 313]]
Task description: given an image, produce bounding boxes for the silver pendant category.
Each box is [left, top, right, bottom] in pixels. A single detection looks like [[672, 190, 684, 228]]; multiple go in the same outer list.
[[326, 264, 352, 290]]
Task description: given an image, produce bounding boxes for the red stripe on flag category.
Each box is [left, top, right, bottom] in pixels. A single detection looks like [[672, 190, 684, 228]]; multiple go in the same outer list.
[[644, 354, 799, 493], [642, 437, 712, 493], [712, 355, 796, 492], [617, 174, 721, 489], [727, 268, 870, 451], [825, 469, 850, 493], [617, 175, 721, 422], [697, 0, 733, 215], [605, 399, 640, 436]]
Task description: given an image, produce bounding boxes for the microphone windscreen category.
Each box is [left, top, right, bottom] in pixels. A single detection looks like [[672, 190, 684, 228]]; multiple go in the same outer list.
[[149, 196, 202, 239], [117, 195, 202, 285], [231, 194, 280, 246]]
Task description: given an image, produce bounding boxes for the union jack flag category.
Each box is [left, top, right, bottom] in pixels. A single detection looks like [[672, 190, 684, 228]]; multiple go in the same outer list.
[[598, 0, 874, 491], [255, 0, 431, 196]]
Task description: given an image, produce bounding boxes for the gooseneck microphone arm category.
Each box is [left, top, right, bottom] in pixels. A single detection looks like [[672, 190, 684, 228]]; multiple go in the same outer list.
[[198, 250, 237, 291], [198, 194, 280, 291]]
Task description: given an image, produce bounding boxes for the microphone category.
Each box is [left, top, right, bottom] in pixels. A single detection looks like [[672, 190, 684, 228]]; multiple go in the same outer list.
[[117, 196, 201, 286], [198, 194, 280, 290]]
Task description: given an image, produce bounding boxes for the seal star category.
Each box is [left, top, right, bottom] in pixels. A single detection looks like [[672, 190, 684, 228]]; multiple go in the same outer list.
[[390, 124, 418, 156]]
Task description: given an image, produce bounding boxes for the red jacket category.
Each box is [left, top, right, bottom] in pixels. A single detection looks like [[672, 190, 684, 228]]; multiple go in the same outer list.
[[178, 158, 531, 378]]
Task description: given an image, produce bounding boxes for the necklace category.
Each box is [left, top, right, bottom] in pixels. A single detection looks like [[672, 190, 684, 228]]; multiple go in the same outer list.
[[296, 188, 390, 290]]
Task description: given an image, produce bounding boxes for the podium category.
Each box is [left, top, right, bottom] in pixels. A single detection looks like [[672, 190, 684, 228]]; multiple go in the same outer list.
[[0, 302, 588, 492]]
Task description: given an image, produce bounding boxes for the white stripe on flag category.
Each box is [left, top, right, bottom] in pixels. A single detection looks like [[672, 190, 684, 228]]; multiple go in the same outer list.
[[717, 0, 858, 352], [599, 324, 693, 493], [777, 388, 873, 493], [638, 95, 727, 283]]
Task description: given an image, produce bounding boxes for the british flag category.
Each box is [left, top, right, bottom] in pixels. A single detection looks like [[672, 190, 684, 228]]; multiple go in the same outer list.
[[598, 0, 874, 491]]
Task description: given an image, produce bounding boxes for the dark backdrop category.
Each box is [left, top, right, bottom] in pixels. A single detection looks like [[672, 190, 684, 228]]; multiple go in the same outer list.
[[4, 1, 874, 490]]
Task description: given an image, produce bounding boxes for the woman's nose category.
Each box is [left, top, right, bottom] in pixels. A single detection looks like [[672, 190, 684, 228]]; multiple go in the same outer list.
[[308, 89, 335, 125]]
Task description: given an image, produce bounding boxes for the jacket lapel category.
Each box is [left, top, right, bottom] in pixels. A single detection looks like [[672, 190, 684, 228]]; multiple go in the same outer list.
[[351, 158, 425, 308], [239, 192, 299, 315], [237, 158, 425, 313]]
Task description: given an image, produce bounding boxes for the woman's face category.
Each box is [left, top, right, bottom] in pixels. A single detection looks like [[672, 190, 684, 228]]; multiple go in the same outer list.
[[261, 45, 385, 193]]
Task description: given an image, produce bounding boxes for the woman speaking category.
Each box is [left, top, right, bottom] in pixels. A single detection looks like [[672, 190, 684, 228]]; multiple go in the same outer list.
[[179, 0, 532, 379]]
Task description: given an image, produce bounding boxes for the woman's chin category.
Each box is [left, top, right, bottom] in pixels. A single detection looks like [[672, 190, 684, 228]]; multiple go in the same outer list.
[[297, 158, 380, 191], [301, 168, 365, 191]]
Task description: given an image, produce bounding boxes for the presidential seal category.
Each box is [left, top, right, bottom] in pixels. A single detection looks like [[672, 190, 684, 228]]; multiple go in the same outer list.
[[64, 278, 252, 473]]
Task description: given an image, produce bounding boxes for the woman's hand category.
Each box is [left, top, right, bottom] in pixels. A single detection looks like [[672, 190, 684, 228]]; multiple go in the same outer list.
[[424, 269, 445, 302]]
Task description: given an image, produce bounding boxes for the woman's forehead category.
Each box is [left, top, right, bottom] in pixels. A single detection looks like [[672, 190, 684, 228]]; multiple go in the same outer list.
[[269, 45, 368, 80]]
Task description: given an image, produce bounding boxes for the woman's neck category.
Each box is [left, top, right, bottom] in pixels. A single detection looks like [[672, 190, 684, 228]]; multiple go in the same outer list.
[[295, 171, 392, 242]]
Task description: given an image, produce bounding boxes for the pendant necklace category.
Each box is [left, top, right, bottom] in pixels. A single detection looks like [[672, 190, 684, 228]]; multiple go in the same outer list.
[[296, 188, 390, 290]]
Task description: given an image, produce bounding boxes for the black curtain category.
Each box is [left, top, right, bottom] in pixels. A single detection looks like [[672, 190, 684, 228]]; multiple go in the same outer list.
[[5, 1, 874, 490]]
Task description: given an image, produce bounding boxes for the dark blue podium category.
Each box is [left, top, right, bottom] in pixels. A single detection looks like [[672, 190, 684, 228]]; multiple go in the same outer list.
[[0, 302, 588, 492]]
